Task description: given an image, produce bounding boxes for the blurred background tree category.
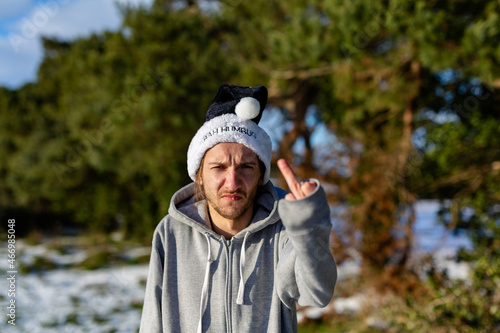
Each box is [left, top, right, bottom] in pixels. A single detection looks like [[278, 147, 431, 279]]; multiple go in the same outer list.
[[0, 0, 499, 299], [217, 0, 500, 284], [0, 0, 236, 238]]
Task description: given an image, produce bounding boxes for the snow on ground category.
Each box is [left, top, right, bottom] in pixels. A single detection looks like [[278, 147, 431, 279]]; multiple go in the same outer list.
[[0, 200, 473, 331], [412, 200, 472, 280], [1, 240, 149, 332], [14, 265, 147, 333]]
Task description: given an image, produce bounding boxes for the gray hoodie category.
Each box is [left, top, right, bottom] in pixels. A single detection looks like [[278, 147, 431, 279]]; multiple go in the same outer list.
[[139, 180, 337, 333]]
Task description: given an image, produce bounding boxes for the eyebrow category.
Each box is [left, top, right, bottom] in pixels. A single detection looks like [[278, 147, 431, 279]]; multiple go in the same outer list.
[[206, 159, 258, 166]]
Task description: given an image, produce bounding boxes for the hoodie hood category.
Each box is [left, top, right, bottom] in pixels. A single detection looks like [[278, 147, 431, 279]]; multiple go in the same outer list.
[[168, 181, 285, 239]]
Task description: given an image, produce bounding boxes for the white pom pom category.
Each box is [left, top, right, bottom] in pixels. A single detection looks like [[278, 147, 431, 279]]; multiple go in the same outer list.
[[235, 97, 260, 120]]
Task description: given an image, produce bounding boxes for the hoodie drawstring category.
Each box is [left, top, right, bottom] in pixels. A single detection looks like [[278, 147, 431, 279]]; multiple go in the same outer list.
[[198, 231, 250, 332], [236, 232, 250, 305], [197, 233, 213, 333]]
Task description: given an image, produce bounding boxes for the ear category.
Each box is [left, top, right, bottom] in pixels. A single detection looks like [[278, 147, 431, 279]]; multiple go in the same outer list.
[[257, 160, 266, 186], [195, 169, 203, 186], [196, 157, 206, 186], [256, 170, 265, 186]]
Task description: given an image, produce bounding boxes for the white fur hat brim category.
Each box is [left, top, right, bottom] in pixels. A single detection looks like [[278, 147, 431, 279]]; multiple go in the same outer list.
[[187, 113, 272, 183]]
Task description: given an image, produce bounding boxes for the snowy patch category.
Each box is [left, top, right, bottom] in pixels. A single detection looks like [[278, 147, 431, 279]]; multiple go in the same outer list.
[[304, 306, 330, 320], [433, 248, 471, 280], [0, 240, 149, 332], [337, 259, 361, 281], [1, 263, 148, 332], [333, 294, 364, 314]]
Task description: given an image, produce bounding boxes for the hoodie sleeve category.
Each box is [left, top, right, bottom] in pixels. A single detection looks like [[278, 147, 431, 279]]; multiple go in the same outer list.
[[139, 221, 166, 333], [276, 179, 337, 308]]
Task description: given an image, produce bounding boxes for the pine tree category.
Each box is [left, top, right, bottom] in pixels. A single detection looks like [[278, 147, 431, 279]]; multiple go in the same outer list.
[[0, 1, 235, 238], [217, 0, 500, 281]]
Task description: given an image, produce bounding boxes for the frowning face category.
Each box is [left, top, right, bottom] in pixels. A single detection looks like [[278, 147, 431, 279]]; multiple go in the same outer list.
[[199, 142, 262, 223]]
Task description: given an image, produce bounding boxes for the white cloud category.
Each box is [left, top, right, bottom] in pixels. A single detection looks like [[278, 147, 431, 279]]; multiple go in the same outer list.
[[116, 0, 155, 7], [0, 0, 153, 89], [14, 0, 124, 40], [0, 35, 41, 88], [0, 0, 32, 21]]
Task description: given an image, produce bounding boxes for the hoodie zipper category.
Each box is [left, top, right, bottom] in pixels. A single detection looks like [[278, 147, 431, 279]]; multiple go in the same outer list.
[[224, 237, 233, 333]]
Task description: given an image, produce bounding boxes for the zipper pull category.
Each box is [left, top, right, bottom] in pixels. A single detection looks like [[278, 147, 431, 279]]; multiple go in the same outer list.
[[220, 235, 230, 247]]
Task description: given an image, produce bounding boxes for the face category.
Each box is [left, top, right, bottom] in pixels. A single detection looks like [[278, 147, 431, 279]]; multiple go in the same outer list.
[[199, 142, 262, 222]]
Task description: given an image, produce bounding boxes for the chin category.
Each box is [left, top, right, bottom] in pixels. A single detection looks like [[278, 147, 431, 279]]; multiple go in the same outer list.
[[218, 203, 250, 221]]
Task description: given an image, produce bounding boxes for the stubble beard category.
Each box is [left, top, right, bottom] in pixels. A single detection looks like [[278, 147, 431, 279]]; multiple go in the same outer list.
[[205, 186, 260, 221]]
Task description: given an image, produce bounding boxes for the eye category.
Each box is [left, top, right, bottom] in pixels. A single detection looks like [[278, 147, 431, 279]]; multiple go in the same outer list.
[[240, 164, 255, 170]]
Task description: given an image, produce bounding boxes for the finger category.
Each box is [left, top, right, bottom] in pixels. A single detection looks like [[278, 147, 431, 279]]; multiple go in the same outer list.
[[284, 193, 296, 200], [301, 180, 317, 197], [277, 159, 303, 199]]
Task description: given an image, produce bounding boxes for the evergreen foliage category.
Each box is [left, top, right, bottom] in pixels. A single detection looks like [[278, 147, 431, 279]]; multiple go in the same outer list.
[[212, 0, 499, 279], [0, 1, 235, 238]]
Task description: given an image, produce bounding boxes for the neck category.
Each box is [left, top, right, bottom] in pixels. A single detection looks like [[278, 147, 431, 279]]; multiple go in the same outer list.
[[207, 204, 254, 240]]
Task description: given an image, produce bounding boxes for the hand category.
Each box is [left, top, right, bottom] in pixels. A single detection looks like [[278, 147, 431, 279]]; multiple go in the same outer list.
[[277, 159, 317, 201]]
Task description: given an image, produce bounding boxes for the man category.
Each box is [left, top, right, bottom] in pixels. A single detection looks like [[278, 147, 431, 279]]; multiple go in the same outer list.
[[140, 84, 337, 333]]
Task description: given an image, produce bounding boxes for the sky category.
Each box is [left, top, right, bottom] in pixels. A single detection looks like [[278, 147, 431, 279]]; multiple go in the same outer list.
[[0, 0, 154, 89]]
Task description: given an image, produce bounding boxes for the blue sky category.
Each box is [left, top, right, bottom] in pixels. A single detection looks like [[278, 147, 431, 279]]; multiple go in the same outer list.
[[0, 0, 153, 89]]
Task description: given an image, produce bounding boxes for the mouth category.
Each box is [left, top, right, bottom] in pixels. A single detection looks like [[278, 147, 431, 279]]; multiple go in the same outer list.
[[221, 193, 244, 201]]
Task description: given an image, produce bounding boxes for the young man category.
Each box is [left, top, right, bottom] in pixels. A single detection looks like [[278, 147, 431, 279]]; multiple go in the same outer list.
[[140, 84, 337, 333]]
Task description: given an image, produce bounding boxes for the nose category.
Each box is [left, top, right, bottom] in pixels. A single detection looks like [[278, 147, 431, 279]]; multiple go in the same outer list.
[[224, 167, 240, 191]]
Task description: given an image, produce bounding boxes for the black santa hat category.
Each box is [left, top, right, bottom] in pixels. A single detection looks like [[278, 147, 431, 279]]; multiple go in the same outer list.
[[187, 84, 272, 182]]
